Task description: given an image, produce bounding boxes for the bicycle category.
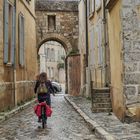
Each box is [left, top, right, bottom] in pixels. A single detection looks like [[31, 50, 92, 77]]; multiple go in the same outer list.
[[39, 102, 47, 129]]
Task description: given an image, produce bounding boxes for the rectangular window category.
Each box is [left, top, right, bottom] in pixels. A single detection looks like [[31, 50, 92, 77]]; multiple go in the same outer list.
[[4, 0, 15, 65], [89, 27, 95, 66], [97, 20, 103, 65], [89, 0, 95, 14], [48, 15, 56, 31], [95, 0, 101, 11], [19, 13, 25, 67]]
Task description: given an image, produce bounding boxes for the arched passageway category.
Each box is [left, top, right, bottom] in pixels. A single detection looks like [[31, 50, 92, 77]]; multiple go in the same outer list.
[[35, 0, 80, 95]]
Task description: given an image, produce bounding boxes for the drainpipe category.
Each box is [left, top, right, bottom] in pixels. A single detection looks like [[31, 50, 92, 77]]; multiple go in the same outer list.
[[85, 0, 88, 67], [13, 0, 17, 106], [103, 0, 110, 86], [65, 54, 68, 94]]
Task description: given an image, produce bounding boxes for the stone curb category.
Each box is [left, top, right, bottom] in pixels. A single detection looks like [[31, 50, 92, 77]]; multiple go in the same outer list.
[[0, 99, 36, 123], [64, 95, 116, 140]]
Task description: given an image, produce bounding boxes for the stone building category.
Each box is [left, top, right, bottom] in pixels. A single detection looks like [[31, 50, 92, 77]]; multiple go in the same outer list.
[[106, 0, 140, 121], [39, 41, 66, 83], [0, 0, 38, 111], [78, 0, 87, 96], [36, 0, 80, 95], [79, 0, 140, 121]]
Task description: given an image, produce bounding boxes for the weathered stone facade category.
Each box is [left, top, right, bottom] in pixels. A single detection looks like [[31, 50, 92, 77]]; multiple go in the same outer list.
[[78, 0, 87, 96], [79, 0, 140, 121], [121, 0, 140, 119], [106, 0, 140, 120], [36, 0, 80, 95], [36, 0, 79, 52], [122, 0, 140, 101], [0, 0, 38, 111]]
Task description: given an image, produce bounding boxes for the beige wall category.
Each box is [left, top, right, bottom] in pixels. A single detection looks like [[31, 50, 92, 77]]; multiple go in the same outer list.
[[0, 0, 4, 80], [0, 0, 38, 111], [15, 0, 37, 104], [88, 1, 105, 88], [78, 0, 86, 95], [107, 0, 125, 120]]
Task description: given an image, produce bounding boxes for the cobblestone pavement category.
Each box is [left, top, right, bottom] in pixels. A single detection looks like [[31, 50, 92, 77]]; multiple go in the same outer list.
[[67, 96, 140, 140], [0, 94, 99, 140]]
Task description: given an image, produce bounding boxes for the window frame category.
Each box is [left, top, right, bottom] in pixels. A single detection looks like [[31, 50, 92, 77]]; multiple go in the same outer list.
[[18, 13, 25, 67], [3, 0, 15, 65]]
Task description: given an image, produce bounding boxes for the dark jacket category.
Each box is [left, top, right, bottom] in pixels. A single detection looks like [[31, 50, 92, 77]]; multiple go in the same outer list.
[[34, 80, 54, 94]]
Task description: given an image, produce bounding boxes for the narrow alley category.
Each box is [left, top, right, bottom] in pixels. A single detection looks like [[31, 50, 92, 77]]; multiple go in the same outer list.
[[0, 95, 99, 140]]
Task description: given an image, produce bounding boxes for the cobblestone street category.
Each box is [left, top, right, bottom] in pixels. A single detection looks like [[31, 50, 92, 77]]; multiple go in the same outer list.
[[0, 95, 98, 140]]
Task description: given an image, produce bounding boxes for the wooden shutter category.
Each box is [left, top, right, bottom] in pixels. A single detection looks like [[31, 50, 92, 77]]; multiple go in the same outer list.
[[4, 0, 9, 64], [11, 6, 16, 64], [87, 0, 90, 16], [90, 27, 94, 66], [98, 21, 103, 65], [19, 14, 25, 66]]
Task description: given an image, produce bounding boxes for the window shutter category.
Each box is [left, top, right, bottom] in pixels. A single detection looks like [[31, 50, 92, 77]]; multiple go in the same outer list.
[[19, 14, 25, 66], [90, 27, 94, 66], [4, 0, 9, 64], [98, 21, 103, 65], [87, 0, 90, 16], [11, 6, 16, 65]]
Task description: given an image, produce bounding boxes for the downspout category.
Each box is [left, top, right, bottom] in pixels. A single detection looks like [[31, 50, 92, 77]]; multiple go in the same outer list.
[[103, 0, 110, 86], [13, 0, 17, 106], [85, 0, 88, 67], [65, 55, 68, 94]]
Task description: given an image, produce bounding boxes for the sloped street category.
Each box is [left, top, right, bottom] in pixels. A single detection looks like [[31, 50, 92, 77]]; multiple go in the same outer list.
[[0, 95, 99, 140]]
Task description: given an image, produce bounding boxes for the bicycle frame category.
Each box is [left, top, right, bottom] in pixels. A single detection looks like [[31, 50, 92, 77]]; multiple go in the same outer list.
[[40, 102, 47, 129]]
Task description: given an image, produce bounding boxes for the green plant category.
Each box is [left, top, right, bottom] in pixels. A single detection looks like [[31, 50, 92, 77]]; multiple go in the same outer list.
[[57, 63, 65, 69]]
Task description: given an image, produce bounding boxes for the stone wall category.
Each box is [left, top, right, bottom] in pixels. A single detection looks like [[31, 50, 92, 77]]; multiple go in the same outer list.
[[122, 0, 140, 105], [36, 0, 78, 12], [35, 0, 80, 95], [36, 0, 79, 51], [0, 0, 4, 80]]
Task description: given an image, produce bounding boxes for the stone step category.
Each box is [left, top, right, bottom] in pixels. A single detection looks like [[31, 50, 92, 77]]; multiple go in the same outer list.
[[92, 98, 111, 103], [92, 103, 112, 108], [92, 88, 110, 93], [92, 108, 112, 113], [92, 93, 110, 98]]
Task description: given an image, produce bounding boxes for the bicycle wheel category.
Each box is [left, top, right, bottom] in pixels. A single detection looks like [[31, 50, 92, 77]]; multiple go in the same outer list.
[[41, 106, 46, 129]]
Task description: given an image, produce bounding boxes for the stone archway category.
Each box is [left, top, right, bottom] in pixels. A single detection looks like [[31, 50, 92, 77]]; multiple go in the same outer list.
[[35, 0, 80, 95], [37, 33, 72, 54], [37, 33, 73, 94]]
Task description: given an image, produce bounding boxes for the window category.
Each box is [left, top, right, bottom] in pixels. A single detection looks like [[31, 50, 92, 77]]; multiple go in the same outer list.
[[97, 20, 103, 65], [51, 48, 55, 61], [95, 0, 101, 11], [90, 0, 95, 14], [89, 27, 95, 66], [48, 15, 56, 31], [46, 48, 50, 60], [19, 13, 25, 67], [4, 0, 16, 65], [51, 67, 54, 78], [48, 67, 51, 78]]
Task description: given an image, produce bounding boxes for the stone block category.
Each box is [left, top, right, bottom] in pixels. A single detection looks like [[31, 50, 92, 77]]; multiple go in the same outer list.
[[124, 52, 140, 62], [123, 86, 136, 96], [124, 73, 140, 84], [124, 62, 138, 72], [132, 41, 140, 52]]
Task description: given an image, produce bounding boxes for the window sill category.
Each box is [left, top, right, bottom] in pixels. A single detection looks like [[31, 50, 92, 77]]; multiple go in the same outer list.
[[5, 62, 13, 67]]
